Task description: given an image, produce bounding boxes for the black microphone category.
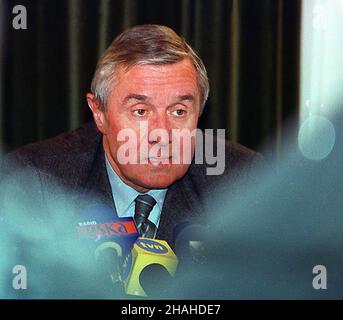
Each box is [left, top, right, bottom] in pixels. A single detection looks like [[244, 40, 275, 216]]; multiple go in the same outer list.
[[173, 222, 210, 266], [121, 238, 178, 297], [139, 263, 174, 298], [172, 222, 215, 298]]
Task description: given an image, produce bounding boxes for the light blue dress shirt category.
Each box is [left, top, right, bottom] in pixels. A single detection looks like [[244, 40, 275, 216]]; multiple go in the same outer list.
[[105, 155, 167, 228]]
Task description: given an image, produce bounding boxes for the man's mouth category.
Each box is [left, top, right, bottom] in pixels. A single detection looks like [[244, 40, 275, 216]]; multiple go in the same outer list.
[[147, 157, 172, 165]]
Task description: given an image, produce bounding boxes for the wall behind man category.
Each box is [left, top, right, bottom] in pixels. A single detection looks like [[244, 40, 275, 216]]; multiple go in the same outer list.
[[0, 0, 301, 160]]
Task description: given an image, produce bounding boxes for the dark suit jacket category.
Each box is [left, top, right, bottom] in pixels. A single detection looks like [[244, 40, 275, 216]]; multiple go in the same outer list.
[[1, 121, 263, 244], [0, 121, 266, 298]]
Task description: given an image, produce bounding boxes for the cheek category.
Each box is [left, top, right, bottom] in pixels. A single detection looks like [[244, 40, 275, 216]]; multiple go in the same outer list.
[[107, 126, 120, 150], [105, 115, 130, 148]]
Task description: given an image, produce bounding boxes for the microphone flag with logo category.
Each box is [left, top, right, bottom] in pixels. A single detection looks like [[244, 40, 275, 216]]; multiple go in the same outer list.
[[121, 238, 178, 297], [76, 203, 139, 284]]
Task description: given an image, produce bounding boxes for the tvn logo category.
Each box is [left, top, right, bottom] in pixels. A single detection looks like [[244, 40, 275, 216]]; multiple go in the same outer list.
[[136, 239, 168, 254]]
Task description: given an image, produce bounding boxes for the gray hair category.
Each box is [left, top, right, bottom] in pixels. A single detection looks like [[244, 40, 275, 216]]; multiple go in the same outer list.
[[90, 24, 209, 113]]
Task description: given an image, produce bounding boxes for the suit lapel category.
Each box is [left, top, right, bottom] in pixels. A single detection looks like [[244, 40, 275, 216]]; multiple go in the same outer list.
[[78, 142, 117, 216]]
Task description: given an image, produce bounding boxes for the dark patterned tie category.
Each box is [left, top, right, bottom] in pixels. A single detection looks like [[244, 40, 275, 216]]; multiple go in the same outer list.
[[134, 194, 157, 238]]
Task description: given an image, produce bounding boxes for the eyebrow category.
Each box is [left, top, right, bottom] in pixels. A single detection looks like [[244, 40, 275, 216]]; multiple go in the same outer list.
[[176, 94, 195, 103], [123, 94, 149, 104], [123, 93, 195, 104]]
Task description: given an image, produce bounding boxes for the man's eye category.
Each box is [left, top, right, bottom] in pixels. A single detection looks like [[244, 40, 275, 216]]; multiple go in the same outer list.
[[132, 109, 147, 116], [172, 109, 187, 116]]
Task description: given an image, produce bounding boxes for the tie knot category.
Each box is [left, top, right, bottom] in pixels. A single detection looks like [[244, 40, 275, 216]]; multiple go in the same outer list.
[[134, 194, 157, 238], [134, 194, 157, 218]]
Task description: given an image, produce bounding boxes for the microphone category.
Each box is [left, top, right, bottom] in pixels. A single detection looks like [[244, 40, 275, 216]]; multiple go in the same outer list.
[[76, 204, 139, 286], [173, 222, 210, 266], [172, 222, 228, 298], [121, 238, 178, 297]]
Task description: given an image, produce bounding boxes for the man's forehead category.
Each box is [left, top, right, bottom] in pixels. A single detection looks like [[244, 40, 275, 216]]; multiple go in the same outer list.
[[110, 60, 200, 101], [116, 59, 198, 83]]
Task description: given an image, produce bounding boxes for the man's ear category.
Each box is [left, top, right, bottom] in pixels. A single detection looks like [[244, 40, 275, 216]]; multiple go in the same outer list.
[[86, 93, 107, 134]]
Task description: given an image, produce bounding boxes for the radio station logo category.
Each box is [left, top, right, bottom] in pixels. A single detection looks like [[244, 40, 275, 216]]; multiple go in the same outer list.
[[77, 220, 137, 239]]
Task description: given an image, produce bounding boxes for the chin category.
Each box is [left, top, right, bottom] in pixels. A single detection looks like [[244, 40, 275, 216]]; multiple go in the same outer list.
[[128, 166, 189, 190], [136, 174, 180, 190]]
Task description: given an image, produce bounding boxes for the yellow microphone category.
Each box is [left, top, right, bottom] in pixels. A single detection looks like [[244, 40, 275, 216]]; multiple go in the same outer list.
[[121, 238, 178, 297]]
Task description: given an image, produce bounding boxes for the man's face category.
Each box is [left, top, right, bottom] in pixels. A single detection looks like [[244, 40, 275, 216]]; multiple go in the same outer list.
[[89, 59, 201, 192]]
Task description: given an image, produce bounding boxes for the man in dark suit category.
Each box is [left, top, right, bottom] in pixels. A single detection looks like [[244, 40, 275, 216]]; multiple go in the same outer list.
[[1, 24, 262, 244], [0, 25, 263, 298]]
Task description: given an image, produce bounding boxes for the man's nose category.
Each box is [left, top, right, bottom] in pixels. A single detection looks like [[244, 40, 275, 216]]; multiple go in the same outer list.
[[148, 114, 172, 145]]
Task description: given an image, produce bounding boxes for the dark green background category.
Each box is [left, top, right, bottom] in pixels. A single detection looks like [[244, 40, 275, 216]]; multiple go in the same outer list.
[[0, 0, 301, 160]]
